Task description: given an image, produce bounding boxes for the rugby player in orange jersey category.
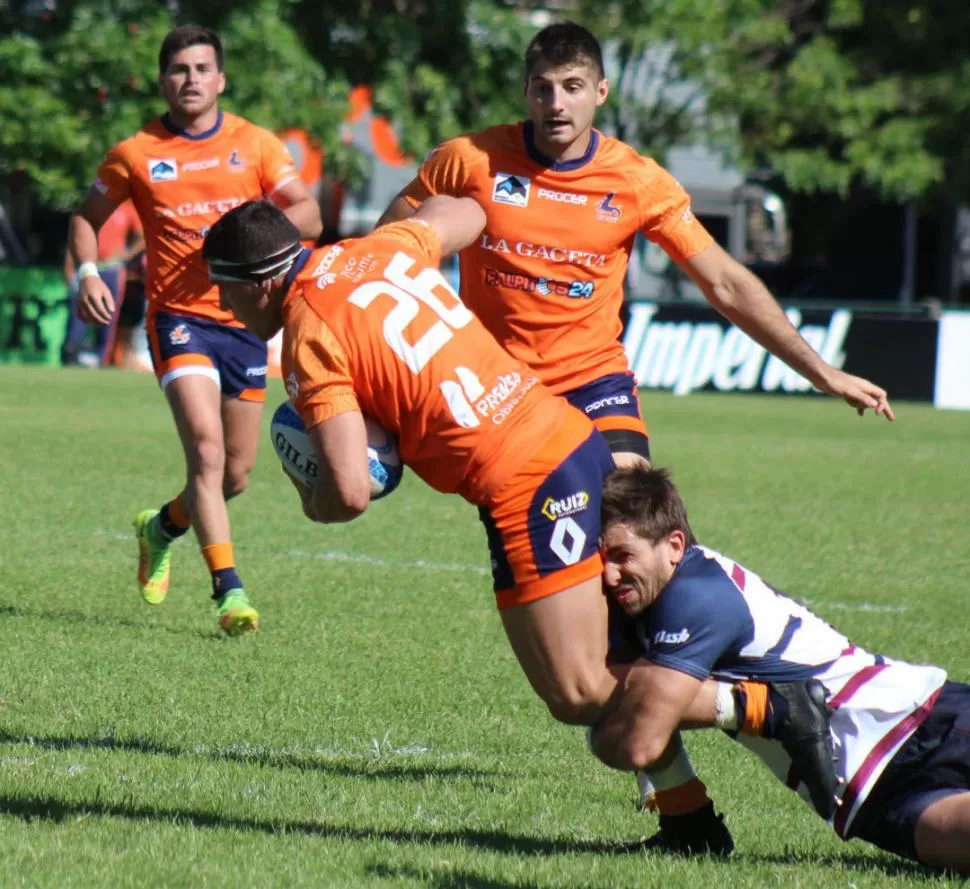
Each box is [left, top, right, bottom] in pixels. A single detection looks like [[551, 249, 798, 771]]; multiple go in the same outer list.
[[378, 20, 893, 852], [204, 197, 843, 856], [68, 25, 322, 635]]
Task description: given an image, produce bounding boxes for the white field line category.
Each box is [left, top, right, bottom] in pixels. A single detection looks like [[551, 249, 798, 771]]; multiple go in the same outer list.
[[95, 529, 489, 576], [95, 530, 906, 610]]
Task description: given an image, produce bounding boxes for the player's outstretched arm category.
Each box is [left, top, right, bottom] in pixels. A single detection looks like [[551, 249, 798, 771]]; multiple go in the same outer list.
[[376, 191, 418, 228], [412, 196, 486, 258], [68, 188, 122, 325], [273, 179, 323, 242], [680, 244, 895, 421], [590, 659, 704, 772], [304, 411, 372, 524]]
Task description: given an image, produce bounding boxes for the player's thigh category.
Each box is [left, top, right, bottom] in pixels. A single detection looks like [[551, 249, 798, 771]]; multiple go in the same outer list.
[[165, 374, 225, 469], [500, 575, 614, 719], [914, 792, 970, 871], [483, 412, 616, 720]]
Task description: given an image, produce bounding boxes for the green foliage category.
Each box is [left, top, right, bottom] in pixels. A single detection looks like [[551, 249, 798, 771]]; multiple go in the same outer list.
[[0, 0, 352, 210], [4, 0, 970, 207], [579, 0, 970, 201]]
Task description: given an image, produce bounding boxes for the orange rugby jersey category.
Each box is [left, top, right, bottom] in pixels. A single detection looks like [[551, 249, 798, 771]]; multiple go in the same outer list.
[[93, 111, 298, 326], [400, 122, 714, 393], [282, 220, 569, 504]]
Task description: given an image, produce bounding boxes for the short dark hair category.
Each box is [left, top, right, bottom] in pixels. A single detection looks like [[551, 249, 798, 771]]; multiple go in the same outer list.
[[203, 200, 300, 275], [601, 466, 698, 546], [159, 25, 224, 75], [524, 21, 605, 81]]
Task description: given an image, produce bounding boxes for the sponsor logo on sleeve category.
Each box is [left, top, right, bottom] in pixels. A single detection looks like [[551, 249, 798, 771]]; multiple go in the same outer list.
[[148, 159, 178, 183], [285, 372, 300, 400], [492, 173, 531, 207], [92, 177, 108, 194]]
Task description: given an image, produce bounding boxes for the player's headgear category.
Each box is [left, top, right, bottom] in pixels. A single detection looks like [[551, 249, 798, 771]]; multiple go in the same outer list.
[[204, 200, 302, 284], [524, 22, 605, 81]]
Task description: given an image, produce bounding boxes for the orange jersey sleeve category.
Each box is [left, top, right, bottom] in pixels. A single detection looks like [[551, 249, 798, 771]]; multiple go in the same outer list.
[[630, 157, 714, 263], [254, 126, 300, 196], [281, 223, 566, 503], [398, 137, 483, 207], [93, 148, 133, 207], [284, 297, 360, 429]]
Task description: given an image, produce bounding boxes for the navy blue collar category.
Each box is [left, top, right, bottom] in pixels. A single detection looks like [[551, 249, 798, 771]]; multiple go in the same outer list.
[[523, 120, 599, 171], [161, 109, 223, 141], [284, 247, 313, 291]]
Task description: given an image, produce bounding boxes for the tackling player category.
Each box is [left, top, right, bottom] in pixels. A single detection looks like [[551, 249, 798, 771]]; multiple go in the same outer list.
[[593, 465, 969, 873], [67, 25, 322, 635], [201, 196, 836, 855], [378, 20, 893, 850]]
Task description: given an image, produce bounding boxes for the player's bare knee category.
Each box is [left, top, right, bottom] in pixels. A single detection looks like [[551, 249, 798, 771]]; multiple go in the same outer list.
[[544, 674, 612, 726], [222, 460, 253, 500], [188, 437, 225, 485]]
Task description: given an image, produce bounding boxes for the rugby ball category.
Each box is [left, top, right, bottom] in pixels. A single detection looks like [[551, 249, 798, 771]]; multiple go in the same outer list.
[[270, 401, 403, 500]]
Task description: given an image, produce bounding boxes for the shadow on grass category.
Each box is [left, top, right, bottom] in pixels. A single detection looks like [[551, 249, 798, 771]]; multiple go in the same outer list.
[[0, 601, 215, 641], [0, 793, 948, 880], [745, 849, 945, 881], [367, 861, 552, 889], [0, 792, 637, 857], [0, 729, 502, 785]]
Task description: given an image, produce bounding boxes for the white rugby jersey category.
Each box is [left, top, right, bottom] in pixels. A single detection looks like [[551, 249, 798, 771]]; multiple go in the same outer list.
[[610, 545, 946, 836]]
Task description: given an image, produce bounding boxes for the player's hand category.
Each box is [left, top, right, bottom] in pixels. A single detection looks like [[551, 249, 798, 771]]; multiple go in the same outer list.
[[76, 275, 116, 325], [819, 369, 895, 422]]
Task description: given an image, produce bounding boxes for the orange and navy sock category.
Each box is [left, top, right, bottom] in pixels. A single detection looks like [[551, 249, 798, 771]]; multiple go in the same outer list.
[[201, 541, 243, 600], [640, 742, 712, 817], [158, 497, 191, 542]]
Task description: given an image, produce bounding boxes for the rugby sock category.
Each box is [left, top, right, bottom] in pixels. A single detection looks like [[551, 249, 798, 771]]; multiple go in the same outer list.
[[640, 742, 712, 816], [714, 682, 740, 731], [202, 541, 243, 599], [733, 680, 790, 738], [158, 497, 191, 541]]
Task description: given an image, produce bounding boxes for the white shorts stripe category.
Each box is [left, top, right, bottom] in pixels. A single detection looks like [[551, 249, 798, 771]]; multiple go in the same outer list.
[[159, 365, 221, 391]]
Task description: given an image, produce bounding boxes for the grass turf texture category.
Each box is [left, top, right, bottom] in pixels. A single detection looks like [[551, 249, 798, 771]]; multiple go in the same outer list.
[[1, 365, 968, 889]]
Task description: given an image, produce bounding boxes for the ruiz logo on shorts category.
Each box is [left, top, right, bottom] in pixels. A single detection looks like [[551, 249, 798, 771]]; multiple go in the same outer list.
[[541, 491, 590, 521], [245, 365, 267, 377], [149, 159, 178, 182], [492, 173, 531, 207], [169, 324, 191, 345]]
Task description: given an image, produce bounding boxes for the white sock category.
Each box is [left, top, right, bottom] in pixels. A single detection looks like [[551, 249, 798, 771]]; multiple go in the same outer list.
[[714, 682, 740, 731]]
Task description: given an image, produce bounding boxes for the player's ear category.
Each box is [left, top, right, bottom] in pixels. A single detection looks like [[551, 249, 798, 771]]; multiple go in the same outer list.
[[668, 528, 686, 563], [596, 78, 610, 108], [217, 70, 226, 96]]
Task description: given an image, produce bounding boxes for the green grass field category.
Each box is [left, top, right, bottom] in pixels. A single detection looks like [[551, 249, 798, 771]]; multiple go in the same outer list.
[[2, 365, 969, 888]]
